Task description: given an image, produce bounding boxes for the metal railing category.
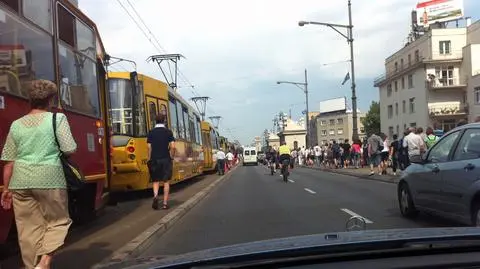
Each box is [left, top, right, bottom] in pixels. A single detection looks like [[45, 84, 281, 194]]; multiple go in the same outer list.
[[428, 102, 468, 116], [426, 76, 467, 89]]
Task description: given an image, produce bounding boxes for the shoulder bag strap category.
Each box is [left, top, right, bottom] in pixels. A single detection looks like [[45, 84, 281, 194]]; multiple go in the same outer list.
[[52, 112, 62, 153]]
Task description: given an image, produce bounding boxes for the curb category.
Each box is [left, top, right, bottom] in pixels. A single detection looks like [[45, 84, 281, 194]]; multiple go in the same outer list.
[[93, 165, 239, 269], [299, 165, 400, 184]]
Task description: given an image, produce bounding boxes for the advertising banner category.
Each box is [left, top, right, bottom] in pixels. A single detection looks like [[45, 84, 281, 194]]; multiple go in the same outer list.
[[416, 0, 464, 26]]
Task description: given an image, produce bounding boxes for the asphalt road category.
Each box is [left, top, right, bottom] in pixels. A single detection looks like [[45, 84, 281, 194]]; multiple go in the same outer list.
[[141, 164, 461, 257]]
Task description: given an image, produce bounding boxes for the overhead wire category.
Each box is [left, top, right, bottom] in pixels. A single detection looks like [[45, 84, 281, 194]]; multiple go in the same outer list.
[[116, 0, 238, 140]]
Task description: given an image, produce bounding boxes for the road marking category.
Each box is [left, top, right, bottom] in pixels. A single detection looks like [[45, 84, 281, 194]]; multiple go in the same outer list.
[[288, 179, 295, 183], [304, 188, 316, 194], [340, 208, 373, 224]]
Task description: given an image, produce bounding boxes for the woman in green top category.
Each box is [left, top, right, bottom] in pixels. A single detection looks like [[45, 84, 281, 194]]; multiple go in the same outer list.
[[1, 80, 77, 269]]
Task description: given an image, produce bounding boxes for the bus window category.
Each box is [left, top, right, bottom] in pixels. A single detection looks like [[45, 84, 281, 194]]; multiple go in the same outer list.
[[183, 108, 190, 141], [148, 101, 157, 131], [109, 78, 133, 135], [23, 0, 52, 32], [176, 100, 185, 139], [0, 5, 55, 98], [168, 97, 179, 138], [57, 5, 100, 117]]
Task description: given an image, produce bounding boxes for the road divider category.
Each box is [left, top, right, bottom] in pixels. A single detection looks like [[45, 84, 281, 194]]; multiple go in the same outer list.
[[341, 208, 373, 224], [304, 188, 316, 194]]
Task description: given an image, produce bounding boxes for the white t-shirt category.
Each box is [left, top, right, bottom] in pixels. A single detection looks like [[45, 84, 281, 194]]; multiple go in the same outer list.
[[382, 140, 389, 153], [226, 152, 234, 160], [217, 151, 226, 160], [314, 145, 321, 156], [403, 133, 425, 156]]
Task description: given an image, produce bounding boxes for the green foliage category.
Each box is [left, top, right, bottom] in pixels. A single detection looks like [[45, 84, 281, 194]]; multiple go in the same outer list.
[[361, 101, 380, 136]]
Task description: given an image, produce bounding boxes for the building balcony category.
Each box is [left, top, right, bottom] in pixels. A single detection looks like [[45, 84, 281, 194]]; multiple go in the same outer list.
[[428, 101, 468, 118], [374, 59, 424, 87], [426, 76, 467, 90], [424, 50, 463, 63]]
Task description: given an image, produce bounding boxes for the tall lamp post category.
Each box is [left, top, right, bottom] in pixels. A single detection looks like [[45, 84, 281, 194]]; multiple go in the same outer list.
[[298, 0, 358, 141], [277, 69, 309, 147]]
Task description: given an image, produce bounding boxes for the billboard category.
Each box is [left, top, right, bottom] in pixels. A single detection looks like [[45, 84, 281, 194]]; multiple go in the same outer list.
[[319, 97, 347, 114], [416, 0, 464, 26]]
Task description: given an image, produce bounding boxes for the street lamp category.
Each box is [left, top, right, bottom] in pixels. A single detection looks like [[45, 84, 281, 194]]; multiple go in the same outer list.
[[298, 0, 359, 141], [276, 69, 309, 147]]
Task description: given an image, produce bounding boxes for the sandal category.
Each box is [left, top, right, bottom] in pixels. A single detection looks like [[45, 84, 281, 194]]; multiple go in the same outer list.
[[163, 203, 169, 209]]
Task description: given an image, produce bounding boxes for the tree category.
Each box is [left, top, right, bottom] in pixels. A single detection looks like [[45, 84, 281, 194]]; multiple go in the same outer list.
[[361, 101, 380, 136]]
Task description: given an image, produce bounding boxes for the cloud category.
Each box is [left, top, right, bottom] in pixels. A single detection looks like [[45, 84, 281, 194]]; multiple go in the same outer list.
[[79, 0, 423, 144]]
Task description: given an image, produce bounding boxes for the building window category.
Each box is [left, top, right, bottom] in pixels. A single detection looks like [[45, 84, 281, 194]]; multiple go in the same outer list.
[[439, 40, 451, 54], [388, 105, 393, 119], [320, 120, 327, 126], [396, 125, 399, 135], [388, 126, 394, 138], [409, 98, 415, 114], [402, 100, 406, 113], [329, 119, 335, 125], [321, 130, 327, 136], [395, 62, 398, 71], [395, 102, 398, 115], [410, 122, 417, 127], [435, 66, 454, 86], [401, 76, 405, 89], [400, 59, 404, 68], [337, 118, 343, 124], [403, 123, 407, 131], [408, 74, 414, 88], [394, 80, 398, 92], [329, 129, 335, 135], [337, 128, 344, 135], [415, 50, 420, 62], [387, 84, 392, 97], [475, 87, 480, 104], [408, 54, 411, 66]]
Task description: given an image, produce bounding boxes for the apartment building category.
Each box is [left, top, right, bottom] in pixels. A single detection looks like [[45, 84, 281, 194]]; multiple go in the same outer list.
[[374, 20, 480, 138], [315, 110, 365, 145]]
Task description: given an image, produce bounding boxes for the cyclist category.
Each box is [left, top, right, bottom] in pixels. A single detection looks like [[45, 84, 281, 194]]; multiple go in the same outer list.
[[278, 142, 291, 175], [266, 147, 277, 172]]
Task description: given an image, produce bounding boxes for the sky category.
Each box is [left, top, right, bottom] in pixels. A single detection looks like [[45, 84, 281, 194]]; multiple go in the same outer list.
[[79, 0, 480, 145]]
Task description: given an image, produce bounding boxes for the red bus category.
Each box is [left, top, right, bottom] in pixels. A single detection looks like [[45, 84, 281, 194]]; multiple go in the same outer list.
[[0, 0, 111, 245]]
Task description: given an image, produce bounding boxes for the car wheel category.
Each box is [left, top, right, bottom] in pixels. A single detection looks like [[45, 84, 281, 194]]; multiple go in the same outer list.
[[398, 183, 418, 218]]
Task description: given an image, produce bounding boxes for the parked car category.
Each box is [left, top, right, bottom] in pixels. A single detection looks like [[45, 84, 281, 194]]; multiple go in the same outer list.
[[398, 123, 480, 226]]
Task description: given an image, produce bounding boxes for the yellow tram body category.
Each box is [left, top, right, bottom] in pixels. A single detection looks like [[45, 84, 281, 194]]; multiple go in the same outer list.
[[201, 121, 221, 172], [108, 72, 204, 191]]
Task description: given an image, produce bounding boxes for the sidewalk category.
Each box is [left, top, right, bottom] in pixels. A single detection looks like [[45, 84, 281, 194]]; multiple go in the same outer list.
[[300, 165, 401, 184]]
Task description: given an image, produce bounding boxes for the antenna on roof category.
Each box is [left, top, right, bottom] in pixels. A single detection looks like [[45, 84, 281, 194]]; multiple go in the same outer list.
[[147, 54, 184, 90], [190, 96, 210, 121]]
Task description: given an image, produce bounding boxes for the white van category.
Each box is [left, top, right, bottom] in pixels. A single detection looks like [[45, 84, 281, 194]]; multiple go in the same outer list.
[[243, 147, 258, 166]]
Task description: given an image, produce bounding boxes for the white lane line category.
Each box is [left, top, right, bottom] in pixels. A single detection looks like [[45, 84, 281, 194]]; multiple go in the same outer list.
[[341, 208, 373, 224], [288, 179, 295, 183], [304, 188, 316, 194]]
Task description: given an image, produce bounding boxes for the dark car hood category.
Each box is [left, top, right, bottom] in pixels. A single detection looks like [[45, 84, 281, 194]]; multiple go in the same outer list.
[[96, 227, 480, 269]]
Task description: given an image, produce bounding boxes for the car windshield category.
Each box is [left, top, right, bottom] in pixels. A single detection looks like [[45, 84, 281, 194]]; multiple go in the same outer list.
[[2, 1, 479, 269]]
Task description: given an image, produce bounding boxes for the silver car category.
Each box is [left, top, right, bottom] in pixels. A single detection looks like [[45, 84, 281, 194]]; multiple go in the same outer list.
[[398, 123, 480, 226]]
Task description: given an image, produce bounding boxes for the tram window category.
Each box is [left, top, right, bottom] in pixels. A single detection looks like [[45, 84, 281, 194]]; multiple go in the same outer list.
[[159, 104, 167, 128], [75, 19, 95, 59], [57, 5, 75, 47], [168, 98, 179, 139], [23, 0, 51, 32], [183, 108, 190, 141], [58, 43, 100, 117], [176, 101, 185, 139], [195, 117, 202, 145], [0, 5, 55, 97], [188, 116, 196, 143], [109, 78, 133, 135], [0, 0, 19, 12], [148, 101, 157, 131]]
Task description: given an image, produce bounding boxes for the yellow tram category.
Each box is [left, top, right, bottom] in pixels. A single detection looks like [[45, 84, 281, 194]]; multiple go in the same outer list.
[[200, 121, 220, 173], [108, 72, 205, 191]]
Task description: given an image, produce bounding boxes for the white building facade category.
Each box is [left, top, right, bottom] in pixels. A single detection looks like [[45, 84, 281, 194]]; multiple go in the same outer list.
[[374, 23, 480, 138]]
